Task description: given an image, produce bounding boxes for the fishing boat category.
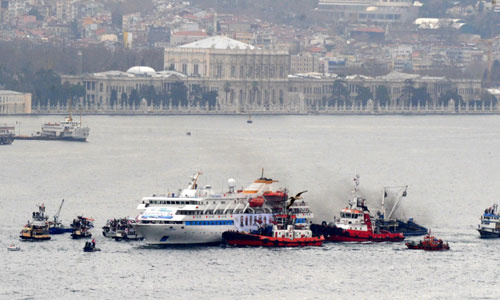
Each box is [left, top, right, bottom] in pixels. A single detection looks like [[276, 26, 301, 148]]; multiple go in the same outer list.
[[71, 216, 94, 239], [19, 204, 51, 241], [406, 233, 450, 251], [134, 171, 314, 245], [223, 192, 324, 247], [20, 222, 51, 241], [375, 186, 428, 236], [477, 204, 500, 238], [310, 175, 404, 242], [48, 199, 72, 234], [0, 124, 15, 145]]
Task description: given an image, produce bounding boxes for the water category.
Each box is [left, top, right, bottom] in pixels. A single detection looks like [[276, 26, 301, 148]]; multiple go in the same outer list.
[[1, 115, 499, 299]]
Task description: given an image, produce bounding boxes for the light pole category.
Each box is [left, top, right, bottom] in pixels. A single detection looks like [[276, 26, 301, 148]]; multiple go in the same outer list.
[[16, 121, 21, 136]]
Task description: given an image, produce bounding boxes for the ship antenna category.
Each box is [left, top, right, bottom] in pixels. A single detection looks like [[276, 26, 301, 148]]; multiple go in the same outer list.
[[261, 168, 264, 179]]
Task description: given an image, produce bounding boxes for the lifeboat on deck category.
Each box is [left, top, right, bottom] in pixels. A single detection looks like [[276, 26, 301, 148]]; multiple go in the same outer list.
[[263, 191, 288, 203], [249, 196, 265, 207]]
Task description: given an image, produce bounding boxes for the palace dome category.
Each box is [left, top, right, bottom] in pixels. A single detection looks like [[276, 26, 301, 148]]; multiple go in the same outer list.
[[126, 66, 156, 75]]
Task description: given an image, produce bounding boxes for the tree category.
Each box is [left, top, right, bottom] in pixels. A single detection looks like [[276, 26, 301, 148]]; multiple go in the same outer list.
[[169, 82, 188, 107], [411, 87, 432, 106], [223, 82, 231, 105], [202, 91, 218, 109], [120, 92, 128, 108], [438, 89, 463, 107], [400, 80, 415, 106], [489, 60, 500, 85], [110, 89, 118, 107], [129, 89, 139, 108], [329, 79, 350, 106], [355, 85, 372, 107], [375, 85, 390, 107]]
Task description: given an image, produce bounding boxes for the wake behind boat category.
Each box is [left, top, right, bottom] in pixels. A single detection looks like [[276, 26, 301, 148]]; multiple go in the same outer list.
[[133, 172, 314, 245]]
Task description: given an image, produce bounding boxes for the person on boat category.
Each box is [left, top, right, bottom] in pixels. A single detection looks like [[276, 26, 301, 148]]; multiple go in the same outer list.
[[92, 239, 96, 248]]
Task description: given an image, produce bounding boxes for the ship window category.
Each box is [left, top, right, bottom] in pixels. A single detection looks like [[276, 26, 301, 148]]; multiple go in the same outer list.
[[245, 216, 248, 226], [175, 201, 180, 204]]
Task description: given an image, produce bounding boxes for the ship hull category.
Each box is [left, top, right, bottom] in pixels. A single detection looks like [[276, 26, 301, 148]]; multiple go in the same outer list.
[[134, 223, 235, 245], [0, 136, 14, 145], [19, 235, 51, 241], [376, 219, 428, 236], [310, 224, 404, 242], [49, 227, 73, 234], [477, 228, 500, 238], [14, 135, 87, 142], [222, 231, 324, 247]]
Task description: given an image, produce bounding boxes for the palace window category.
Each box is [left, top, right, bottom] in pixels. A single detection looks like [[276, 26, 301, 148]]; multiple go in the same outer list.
[[194, 64, 199, 76]]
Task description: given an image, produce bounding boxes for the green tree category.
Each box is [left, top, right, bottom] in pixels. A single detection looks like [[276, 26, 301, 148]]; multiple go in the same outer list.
[[170, 82, 188, 106], [110, 89, 118, 107], [411, 87, 432, 106], [120, 92, 128, 108], [202, 91, 218, 109], [438, 89, 463, 106], [223, 81, 231, 104], [355, 85, 373, 106], [129, 89, 139, 108], [329, 79, 350, 106], [375, 85, 390, 107]]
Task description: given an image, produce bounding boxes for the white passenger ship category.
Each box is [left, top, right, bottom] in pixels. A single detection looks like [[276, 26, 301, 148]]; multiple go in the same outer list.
[[134, 172, 313, 245], [39, 115, 89, 141]]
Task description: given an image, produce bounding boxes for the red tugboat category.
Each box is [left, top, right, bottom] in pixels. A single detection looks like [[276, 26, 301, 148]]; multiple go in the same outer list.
[[223, 192, 324, 247], [406, 232, 450, 251], [310, 175, 404, 242]]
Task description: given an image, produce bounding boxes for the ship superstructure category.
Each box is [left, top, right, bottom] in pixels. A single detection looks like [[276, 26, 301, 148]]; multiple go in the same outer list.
[[134, 172, 313, 245], [0, 124, 15, 145], [478, 204, 500, 238]]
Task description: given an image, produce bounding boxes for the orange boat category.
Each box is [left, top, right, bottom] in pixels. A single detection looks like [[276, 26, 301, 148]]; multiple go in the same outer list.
[[406, 233, 450, 251]]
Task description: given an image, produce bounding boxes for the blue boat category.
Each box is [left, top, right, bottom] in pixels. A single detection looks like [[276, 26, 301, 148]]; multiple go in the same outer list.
[[375, 185, 428, 236], [48, 199, 72, 234]]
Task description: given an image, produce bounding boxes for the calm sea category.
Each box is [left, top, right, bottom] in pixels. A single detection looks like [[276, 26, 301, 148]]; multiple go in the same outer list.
[[1, 115, 499, 299]]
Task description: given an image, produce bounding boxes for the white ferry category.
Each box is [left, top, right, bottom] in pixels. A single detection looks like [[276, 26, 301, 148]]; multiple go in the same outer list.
[[478, 204, 500, 238], [134, 172, 314, 245], [39, 115, 89, 141]]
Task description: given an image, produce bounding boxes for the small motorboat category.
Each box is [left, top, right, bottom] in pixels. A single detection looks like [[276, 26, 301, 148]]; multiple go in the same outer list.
[[7, 244, 21, 251], [247, 115, 253, 124], [83, 240, 100, 252], [406, 233, 450, 251]]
